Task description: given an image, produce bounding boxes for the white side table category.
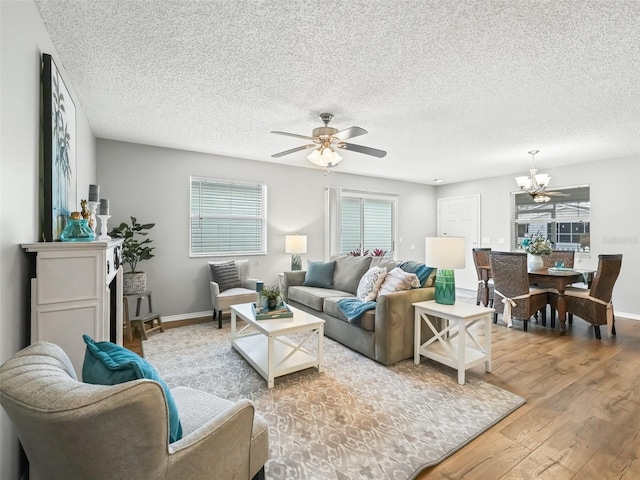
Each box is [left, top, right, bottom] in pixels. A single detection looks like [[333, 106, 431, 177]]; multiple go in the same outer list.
[[413, 300, 494, 385]]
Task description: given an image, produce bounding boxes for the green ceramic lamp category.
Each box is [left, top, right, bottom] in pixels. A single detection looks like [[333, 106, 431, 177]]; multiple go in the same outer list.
[[425, 237, 466, 305]]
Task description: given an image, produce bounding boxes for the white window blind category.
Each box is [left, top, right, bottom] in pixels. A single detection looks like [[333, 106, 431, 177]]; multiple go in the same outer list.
[[190, 177, 267, 256], [340, 192, 395, 257]]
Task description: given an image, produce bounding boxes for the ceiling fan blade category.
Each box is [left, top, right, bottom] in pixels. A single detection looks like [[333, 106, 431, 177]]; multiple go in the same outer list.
[[338, 142, 387, 158], [271, 130, 316, 141], [271, 144, 316, 158], [545, 192, 570, 197], [333, 126, 368, 141]]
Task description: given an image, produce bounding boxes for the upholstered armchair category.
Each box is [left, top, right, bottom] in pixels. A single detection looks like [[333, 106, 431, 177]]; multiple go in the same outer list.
[[208, 260, 260, 328], [0, 342, 269, 480], [489, 251, 548, 331]]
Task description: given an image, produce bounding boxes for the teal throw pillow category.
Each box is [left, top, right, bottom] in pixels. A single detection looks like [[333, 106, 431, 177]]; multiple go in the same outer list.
[[304, 260, 336, 288], [82, 335, 183, 443]]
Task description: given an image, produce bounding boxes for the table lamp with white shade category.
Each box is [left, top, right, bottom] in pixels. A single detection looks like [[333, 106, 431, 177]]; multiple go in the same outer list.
[[285, 234, 307, 271], [424, 237, 467, 305]]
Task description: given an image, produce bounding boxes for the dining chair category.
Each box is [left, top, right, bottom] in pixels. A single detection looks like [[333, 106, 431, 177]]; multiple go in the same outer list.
[[489, 251, 548, 331], [472, 248, 494, 307], [563, 254, 623, 339], [542, 250, 575, 269]]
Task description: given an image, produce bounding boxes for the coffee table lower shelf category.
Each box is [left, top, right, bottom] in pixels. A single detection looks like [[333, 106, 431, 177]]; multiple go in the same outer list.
[[232, 334, 320, 387]]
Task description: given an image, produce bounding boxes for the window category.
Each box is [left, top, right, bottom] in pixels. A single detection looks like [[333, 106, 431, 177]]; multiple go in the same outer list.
[[326, 188, 397, 258], [512, 185, 590, 252], [190, 177, 267, 256]]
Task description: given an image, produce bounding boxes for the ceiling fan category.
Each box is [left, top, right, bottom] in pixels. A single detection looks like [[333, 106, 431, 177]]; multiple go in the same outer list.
[[515, 150, 569, 203], [271, 113, 387, 168]]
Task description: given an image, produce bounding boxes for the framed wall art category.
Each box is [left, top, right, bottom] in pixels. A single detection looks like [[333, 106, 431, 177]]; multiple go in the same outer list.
[[42, 53, 77, 241]]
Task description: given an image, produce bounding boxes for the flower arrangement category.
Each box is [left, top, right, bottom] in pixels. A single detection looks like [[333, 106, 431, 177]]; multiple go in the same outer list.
[[521, 233, 552, 256]]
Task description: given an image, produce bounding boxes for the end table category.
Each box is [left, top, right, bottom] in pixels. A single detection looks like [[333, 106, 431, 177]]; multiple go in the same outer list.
[[413, 300, 494, 385]]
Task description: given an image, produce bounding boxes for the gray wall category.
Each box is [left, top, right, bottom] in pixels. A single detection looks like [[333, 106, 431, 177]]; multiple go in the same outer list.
[[436, 155, 640, 317], [1, 2, 97, 478], [97, 139, 438, 317]]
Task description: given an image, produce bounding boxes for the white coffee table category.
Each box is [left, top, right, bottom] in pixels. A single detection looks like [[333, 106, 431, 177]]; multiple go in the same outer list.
[[230, 303, 325, 388], [413, 300, 494, 385]]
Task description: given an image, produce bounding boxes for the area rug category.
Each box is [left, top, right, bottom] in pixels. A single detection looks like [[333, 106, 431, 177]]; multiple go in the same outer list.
[[145, 323, 524, 480]]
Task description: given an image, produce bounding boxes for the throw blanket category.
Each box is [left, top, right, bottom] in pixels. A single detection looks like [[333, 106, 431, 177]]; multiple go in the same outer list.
[[336, 298, 377, 325]]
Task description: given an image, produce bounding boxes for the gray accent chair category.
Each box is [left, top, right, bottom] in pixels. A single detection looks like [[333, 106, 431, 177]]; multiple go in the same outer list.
[[0, 342, 269, 480], [209, 260, 260, 328]]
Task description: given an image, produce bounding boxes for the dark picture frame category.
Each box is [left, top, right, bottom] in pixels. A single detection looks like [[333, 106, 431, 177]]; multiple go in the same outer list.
[[42, 53, 76, 241]]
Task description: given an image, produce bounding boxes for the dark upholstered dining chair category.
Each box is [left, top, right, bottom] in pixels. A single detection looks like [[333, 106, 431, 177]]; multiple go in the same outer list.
[[563, 254, 623, 339], [472, 248, 494, 307], [542, 250, 575, 269], [489, 251, 549, 331]]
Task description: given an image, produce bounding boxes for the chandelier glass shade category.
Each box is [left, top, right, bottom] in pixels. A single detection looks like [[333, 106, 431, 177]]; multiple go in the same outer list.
[[516, 150, 551, 202], [307, 145, 343, 168]]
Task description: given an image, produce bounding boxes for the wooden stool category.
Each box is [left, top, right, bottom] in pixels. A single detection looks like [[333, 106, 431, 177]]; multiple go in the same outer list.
[[123, 291, 164, 343]]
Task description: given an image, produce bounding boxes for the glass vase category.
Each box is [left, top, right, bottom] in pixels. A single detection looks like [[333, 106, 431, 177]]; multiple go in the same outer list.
[[60, 218, 96, 242]]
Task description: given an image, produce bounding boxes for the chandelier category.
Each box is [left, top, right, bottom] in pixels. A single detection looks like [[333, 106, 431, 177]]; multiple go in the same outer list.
[[515, 150, 551, 203]]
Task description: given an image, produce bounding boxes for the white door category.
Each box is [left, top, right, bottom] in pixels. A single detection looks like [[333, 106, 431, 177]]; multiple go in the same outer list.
[[437, 195, 480, 292]]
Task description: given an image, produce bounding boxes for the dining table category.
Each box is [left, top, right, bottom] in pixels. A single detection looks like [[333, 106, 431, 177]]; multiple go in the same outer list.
[[477, 265, 594, 334]]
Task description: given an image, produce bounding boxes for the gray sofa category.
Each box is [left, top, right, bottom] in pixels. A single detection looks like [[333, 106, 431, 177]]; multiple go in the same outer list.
[[283, 255, 437, 366]]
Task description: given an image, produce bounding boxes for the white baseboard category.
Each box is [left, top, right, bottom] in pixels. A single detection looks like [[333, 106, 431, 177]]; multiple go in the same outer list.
[[162, 310, 213, 323], [617, 311, 640, 321]]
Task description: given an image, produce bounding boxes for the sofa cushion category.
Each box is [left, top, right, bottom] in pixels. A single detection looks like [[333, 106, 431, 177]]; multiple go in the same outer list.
[[378, 267, 420, 296], [304, 261, 336, 288], [209, 261, 242, 292], [324, 297, 376, 331], [370, 257, 398, 272], [331, 255, 373, 294], [288, 285, 353, 311], [356, 266, 388, 302], [81, 335, 183, 443]]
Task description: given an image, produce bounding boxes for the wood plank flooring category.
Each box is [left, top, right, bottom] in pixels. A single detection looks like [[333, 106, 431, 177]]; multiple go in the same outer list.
[[126, 310, 640, 479], [416, 311, 640, 480]]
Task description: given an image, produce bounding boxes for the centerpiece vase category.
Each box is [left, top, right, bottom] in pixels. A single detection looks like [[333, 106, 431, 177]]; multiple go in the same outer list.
[[527, 253, 544, 272]]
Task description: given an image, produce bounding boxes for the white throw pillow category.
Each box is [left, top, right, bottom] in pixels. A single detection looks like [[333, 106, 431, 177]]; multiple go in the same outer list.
[[378, 267, 420, 297], [356, 266, 388, 302]]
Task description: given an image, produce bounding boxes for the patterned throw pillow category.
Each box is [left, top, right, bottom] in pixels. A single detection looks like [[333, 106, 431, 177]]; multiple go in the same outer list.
[[209, 261, 242, 292], [356, 266, 388, 302], [378, 267, 420, 297]]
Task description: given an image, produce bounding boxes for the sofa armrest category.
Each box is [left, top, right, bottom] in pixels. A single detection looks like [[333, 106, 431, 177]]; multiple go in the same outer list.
[[374, 287, 435, 365], [282, 271, 306, 301]]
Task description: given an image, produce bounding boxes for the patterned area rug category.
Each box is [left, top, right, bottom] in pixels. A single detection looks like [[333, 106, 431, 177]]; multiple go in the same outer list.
[[145, 322, 524, 480]]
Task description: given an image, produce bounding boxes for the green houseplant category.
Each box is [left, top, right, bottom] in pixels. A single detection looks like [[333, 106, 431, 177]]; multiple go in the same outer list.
[[261, 285, 281, 310], [109, 216, 155, 294]]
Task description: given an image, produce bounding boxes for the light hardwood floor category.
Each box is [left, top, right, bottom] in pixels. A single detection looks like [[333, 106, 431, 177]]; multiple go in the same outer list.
[[127, 310, 640, 479], [416, 310, 640, 480]]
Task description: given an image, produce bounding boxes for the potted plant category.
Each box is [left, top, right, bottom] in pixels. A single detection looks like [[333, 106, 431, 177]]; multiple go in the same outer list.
[[521, 232, 552, 271], [261, 284, 281, 310], [109, 216, 155, 294]]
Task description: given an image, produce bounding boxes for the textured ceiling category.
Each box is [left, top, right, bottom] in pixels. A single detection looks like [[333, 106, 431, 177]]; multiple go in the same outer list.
[[35, 0, 640, 185]]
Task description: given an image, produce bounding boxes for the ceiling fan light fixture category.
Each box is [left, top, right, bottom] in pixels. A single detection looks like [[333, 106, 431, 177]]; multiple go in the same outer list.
[[533, 194, 551, 203], [515, 175, 531, 189], [534, 173, 551, 188], [307, 146, 343, 168]]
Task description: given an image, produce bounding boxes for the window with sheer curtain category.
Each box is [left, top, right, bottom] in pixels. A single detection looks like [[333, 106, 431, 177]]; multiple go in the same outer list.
[[326, 187, 397, 259], [512, 185, 590, 252], [190, 177, 267, 256]]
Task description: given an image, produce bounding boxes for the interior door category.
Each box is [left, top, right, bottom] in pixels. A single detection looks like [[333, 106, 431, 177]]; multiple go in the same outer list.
[[437, 195, 480, 291]]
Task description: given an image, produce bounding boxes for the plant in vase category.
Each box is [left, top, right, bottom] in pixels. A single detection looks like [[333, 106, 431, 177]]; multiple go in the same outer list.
[[109, 216, 155, 294], [521, 233, 552, 271], [261, 285, 281, 311]]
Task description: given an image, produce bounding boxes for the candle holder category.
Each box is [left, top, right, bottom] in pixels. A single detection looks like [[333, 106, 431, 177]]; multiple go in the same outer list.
[[97, 215, 112, 241], [88, 201, 99, 232]]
